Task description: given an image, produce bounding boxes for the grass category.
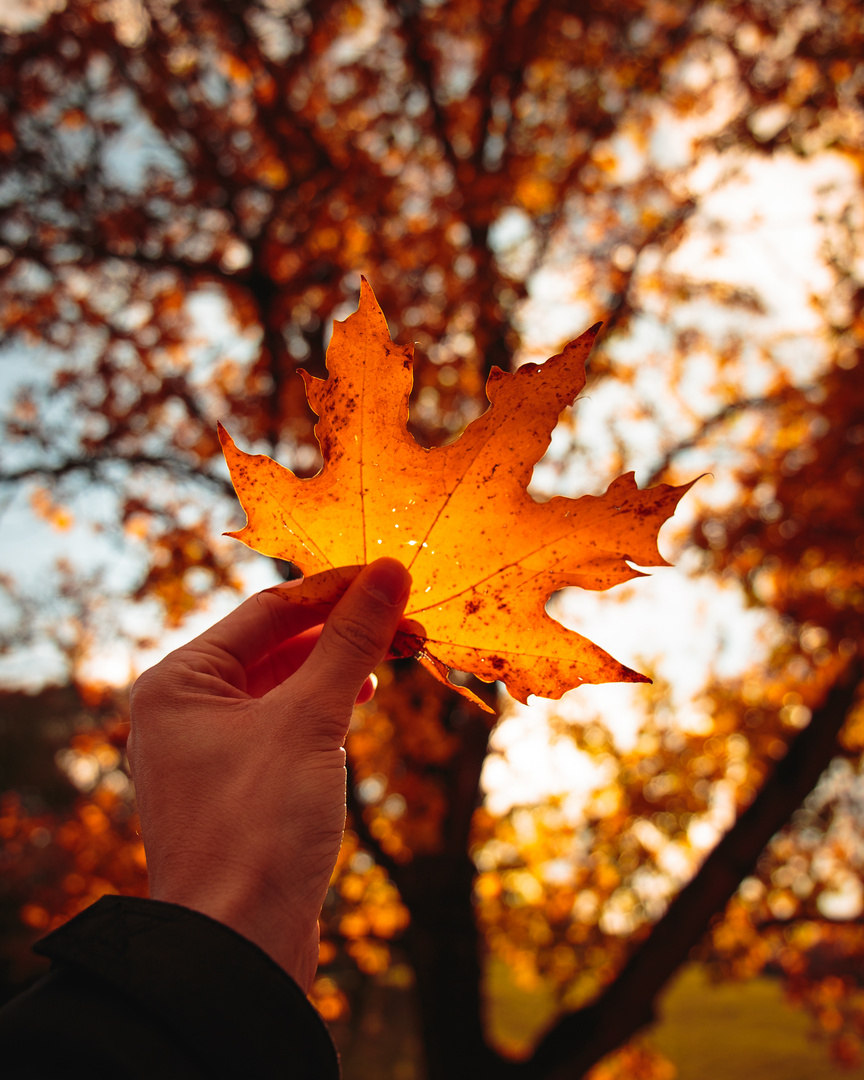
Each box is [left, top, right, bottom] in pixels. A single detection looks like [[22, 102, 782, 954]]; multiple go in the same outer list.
[[652, 964, 864, 1080], [484, 958, 864, 1078]]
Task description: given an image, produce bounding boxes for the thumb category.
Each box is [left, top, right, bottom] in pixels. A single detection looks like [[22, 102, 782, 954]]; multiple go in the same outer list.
[[295, 558, 411, 712]]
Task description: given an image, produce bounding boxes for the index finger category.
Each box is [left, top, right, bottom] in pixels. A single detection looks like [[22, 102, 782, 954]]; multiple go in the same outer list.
[[244, 626, 377, 702], [188, 582, 330, 671]]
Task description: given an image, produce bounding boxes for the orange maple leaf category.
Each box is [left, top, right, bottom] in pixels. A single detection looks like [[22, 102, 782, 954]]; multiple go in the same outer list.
[[220, 280, 694, 710]]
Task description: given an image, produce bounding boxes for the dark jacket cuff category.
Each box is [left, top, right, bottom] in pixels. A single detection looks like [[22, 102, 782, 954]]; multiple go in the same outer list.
[[6, 894, 340, 1078]]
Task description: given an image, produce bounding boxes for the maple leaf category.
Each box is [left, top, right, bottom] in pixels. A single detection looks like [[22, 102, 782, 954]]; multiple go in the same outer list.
[[220, 280, 694, 711]]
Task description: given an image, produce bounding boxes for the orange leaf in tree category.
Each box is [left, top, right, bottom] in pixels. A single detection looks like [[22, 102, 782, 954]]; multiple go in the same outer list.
[[220, 280, 694, 710]]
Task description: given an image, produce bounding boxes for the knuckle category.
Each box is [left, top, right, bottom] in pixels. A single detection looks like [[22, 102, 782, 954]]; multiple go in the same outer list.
[[129, 659, 182, 721], [129, 667, 157, 714]]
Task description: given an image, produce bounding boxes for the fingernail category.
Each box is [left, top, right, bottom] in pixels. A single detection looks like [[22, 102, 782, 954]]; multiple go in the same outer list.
[[363, 558, 411, 606]]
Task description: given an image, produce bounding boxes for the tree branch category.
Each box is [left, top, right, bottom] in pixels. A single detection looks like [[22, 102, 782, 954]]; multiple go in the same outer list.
[[465, 0, 532, 175], [523, 662, 863, 1079], [392, 0, 460, 183], [0, 453, 234, 497], [642, 389, 801, 487]]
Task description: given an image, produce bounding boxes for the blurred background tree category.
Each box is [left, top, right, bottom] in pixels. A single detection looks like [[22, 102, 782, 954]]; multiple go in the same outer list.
[[1, 1, 863, 1077]]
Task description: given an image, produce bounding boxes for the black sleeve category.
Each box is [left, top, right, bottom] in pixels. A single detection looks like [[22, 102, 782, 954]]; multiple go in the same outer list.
[[0, 894, 341, 1079]]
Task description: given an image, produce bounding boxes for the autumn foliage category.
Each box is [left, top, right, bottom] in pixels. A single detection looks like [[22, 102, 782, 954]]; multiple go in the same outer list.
[[2, 1, 864, 1078]]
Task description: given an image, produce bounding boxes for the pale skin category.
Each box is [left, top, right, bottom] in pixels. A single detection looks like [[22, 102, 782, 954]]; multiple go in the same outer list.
[[127, 557, 412, 992]]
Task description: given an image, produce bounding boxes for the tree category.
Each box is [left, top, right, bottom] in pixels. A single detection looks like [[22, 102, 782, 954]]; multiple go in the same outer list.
[[1, 1, 863, 1076]]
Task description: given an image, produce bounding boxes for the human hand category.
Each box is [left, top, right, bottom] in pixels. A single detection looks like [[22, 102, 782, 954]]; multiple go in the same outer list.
[[127, 558, 411, 991]]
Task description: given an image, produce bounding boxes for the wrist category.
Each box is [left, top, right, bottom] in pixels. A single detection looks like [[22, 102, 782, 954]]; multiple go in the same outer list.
[[147, 854, 322, 991]]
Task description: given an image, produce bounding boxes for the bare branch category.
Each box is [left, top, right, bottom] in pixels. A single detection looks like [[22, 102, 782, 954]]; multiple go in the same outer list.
[[0, 453, 234, 497], [468, 0, 552, 174], [642, 389, 801, 487], [392, 0, 461, 185]]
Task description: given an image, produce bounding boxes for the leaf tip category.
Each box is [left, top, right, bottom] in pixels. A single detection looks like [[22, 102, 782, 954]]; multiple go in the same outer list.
[[352, 277, 392, 336]]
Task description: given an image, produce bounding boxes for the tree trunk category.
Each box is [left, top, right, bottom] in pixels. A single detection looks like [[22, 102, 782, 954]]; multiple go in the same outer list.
[[397, 853, 503, 1080]]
